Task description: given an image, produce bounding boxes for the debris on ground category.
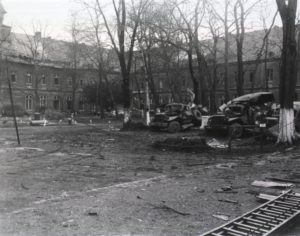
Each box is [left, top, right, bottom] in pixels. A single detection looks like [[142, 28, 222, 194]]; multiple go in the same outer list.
[[3, 147, 45, 152], [212, 214, 229, 221], [218, 199, 238, 204], [150, 203, 191, 216], [121, 122, 149, 131], [251, 180, 294, 188], [207, 138, 228, 149], [85, 210, 99, 216], [21, 183, 29, 190], [62, 219, 75, 227], [266, 177, 300, 184], [256, 193, 277, 202], [49, 152, 68, 157], [215, 163, 237, 169], [70, 153, 93, 157], [137, 196, 190, 216], [215, 186, 238, 194], [152, 137, 211, 152]]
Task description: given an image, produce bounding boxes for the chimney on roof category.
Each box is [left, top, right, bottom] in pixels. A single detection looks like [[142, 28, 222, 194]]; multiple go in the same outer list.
[[34, 32, 42, 40]]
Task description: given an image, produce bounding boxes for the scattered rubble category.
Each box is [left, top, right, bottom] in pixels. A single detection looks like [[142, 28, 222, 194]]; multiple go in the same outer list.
[[207, 138, 228, 149], [217, 199, 238, 204], [152, 137, 211, 152], [215, 163, 237, 169], [251, 180, 294, 188], [85, 210, 99, 216], [212, 214, 229, 221]]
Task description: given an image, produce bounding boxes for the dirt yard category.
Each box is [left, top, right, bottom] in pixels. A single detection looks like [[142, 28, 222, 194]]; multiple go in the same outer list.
[[0, 120, 299, 236]]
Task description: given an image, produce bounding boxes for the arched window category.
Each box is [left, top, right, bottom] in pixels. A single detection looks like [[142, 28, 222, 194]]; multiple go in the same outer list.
[[53, 96, 60, 110], [66, 96, 72, 110], [25, 95, 33, 110], [39, 95, 47, 107]]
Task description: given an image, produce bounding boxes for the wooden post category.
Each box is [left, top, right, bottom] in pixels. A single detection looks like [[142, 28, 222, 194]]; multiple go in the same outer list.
[[6, 57, 20, 145]]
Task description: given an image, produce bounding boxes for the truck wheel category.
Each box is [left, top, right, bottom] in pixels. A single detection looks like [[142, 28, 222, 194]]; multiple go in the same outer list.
[[192, 109, 202, 126], [168, 121, 181, 133], [192, 109, 202, 121], [229, 122, 243, 138]]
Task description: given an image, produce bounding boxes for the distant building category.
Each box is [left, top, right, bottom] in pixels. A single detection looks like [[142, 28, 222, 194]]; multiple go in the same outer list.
[[0, 1, 121, 115], [131, 25, 300, 109]]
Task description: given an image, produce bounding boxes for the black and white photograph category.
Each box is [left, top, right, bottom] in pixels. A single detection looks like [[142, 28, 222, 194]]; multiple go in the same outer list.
[[0, 0, 300, 235]]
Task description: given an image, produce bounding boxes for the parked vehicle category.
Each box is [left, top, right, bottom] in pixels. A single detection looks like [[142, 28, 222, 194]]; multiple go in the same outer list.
[[29, 112, 49, 126], [205, 92, 277, 138], [150, 103, 202, 132]]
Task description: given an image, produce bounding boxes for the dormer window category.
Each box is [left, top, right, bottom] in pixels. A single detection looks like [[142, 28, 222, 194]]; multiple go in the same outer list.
[[54, 75, 59, 85], [41, 74, 46, 85], [26, 73, 32, 84]]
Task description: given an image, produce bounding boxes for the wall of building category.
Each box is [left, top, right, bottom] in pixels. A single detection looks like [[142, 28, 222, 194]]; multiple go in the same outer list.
[[0, 59, 98, 114], [132, 57, 300, 110]]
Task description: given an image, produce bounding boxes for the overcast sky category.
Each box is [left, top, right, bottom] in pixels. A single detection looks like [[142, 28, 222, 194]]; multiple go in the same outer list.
[[2, 0, 79, 40], [0, 0, 288, 41]]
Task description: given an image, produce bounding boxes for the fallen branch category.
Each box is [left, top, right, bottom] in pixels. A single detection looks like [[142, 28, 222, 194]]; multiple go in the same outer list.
[[137, 196, 190, 216], [218, 199, 238, 204], [150, 203, 191, 216]]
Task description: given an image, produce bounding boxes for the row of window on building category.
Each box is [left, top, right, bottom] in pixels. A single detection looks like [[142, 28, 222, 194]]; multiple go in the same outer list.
[[216, 69, 274, 86], [151, 68, 274, 91], [10, 72, 84, 87], [24, 95, 84, 111]]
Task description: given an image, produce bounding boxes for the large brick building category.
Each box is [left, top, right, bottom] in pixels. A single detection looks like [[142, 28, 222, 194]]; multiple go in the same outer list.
[[1, 0, 300, 115], [131, 26, 300, 109], [0, 2, 106, 114]]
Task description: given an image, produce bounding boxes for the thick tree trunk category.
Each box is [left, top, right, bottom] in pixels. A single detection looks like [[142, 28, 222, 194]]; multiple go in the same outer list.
[[224, 0, 230, 102], [236, 43, 244, 96], [71, 73, 76, 113], [195, 50, 208, 107], [276, 0, 298, 144], [145, 53, 159, 109], [187, 51, 200, 104], [278, 108, 295, 144], [122, 71, 132, 123]]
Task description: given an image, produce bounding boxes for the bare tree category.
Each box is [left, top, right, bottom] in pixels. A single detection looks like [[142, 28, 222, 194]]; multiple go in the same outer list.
[[233, 0, 262, 96], [135, 3, 160, 109], [150, 5, 186, 103], [167, 0, 208, 106], [276, 0, 298, 144], [204, 5, 223, 113], [92, 0, 149, 124], [224, 0, 230, 102], [18, 23, 49, 111], [67, 14, 83, 113], [249, 9, 278, 92], [82, 3, 113, 118]]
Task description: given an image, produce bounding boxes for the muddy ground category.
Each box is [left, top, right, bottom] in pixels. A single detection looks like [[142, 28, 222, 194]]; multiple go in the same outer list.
[[0, 120, 300, 236]]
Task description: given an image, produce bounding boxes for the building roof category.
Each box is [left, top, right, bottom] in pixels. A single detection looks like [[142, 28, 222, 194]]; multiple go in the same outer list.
[[1, 25, 284, 69], [202, 25, 282, 64]]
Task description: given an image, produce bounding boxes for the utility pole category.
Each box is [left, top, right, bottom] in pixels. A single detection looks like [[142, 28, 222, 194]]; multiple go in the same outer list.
[[6, 56, 20, 145]]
